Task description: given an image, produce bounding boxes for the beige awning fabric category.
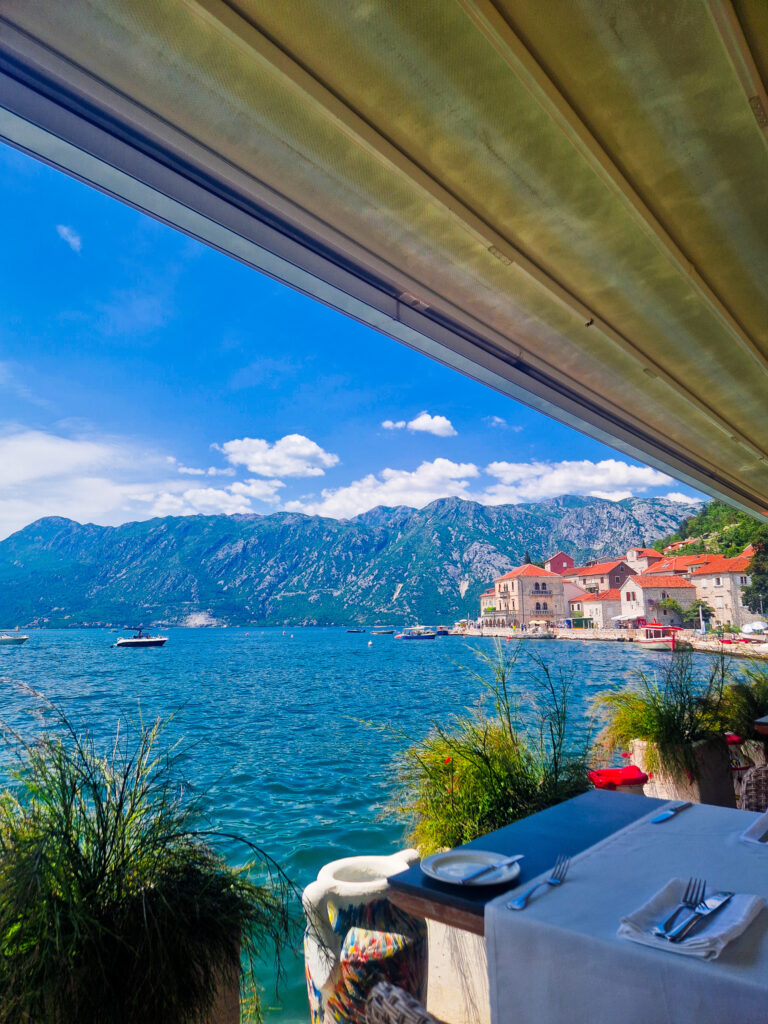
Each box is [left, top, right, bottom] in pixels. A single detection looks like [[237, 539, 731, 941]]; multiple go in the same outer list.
[[1, 1, 767, 518]]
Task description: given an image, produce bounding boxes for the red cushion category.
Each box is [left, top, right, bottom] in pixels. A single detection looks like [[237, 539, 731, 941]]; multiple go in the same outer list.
[[725, 733, 743, 745], [588, 766, 648, 789]]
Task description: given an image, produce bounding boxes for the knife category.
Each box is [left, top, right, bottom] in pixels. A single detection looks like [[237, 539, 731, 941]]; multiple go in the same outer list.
[[650, 801, 692, 824], [459, 855, 523, 883], [666, 891, 734, 942]]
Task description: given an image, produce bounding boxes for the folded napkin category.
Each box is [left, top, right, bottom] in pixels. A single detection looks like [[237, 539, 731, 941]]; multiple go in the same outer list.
[[618, 878, 765, 959], [740, 810, 768, 846]]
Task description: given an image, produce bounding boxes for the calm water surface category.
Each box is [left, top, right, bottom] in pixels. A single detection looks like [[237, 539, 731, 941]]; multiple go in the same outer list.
[[0, 628, 721, 1021]]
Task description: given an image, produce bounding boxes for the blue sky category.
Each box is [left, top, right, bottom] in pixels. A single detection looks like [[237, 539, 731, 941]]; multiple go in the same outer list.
[[0, 142, 705, 539]]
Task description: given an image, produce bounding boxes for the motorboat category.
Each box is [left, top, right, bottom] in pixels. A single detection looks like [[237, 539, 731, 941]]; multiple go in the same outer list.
[[436, 625, 451, 636], [636, 622, 681, 651], [395, 625, 437, 640], [115, 627, 168, 648], [0, 633, 28, 645], [525, 629, 556, 639], [371, 628, 395, 635], [346, 628, 366, 633]]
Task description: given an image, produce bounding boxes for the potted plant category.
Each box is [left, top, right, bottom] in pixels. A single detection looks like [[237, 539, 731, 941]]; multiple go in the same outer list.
[[0, 705, 296, 1024], [720, 663, 768, 765], [594, 649, 734, 806]]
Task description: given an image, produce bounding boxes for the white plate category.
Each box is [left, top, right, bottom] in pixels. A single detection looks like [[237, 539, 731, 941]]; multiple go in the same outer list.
[[420, 849, 522, 886]]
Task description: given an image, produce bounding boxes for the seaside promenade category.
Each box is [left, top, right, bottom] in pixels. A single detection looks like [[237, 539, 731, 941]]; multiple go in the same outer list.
[[460, 626, 768, 660]]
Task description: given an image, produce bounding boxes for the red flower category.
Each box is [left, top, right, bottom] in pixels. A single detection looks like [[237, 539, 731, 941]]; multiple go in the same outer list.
[[621, 752, 629, 758], [444, 757, 452, 765], [648, 772, 654, 779]]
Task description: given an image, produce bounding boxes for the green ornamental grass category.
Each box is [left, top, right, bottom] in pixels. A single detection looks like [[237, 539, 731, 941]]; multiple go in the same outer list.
[[0, 705, 297, 1024], [390, 641, 591, 854]]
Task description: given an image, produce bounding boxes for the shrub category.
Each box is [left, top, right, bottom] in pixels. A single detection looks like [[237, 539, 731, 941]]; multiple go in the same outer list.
[[0, 705, 297, 1024], [390, 641, 591, 854], [593, 649, 729, 778], [719, 663, 768, 739]]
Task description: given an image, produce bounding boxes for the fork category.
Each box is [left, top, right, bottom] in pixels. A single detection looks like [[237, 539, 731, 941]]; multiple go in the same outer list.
[[652, 877, 705, 937], [507, 855, 570, 910]]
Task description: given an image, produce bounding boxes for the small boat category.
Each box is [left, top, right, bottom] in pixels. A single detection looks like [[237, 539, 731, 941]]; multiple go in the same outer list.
[[371, 628, 395, 635], [436, 625, 451, 636], [636, 622, 681, 651], [395, 625, 437, 640], [346, 628, 366, 633], [115, 627, 168, 648], [525, 629, 555, 639], [0, 633, 28, 645]]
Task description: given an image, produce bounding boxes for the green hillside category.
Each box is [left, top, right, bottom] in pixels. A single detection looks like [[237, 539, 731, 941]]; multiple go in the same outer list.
[[652, 500, 762, 556]]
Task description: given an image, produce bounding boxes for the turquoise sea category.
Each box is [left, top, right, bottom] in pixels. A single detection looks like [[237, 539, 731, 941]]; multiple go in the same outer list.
[[0, 628, 722, 1021]]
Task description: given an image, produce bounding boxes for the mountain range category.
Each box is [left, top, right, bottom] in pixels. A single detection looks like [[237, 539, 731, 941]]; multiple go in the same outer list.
[[0, 495, 698, 627]]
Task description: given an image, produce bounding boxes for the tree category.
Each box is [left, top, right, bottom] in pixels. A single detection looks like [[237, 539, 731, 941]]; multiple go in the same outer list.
[[656, 597, 684, 620], [523, 550, 532, 564], [681, 598, 715, 627], [742, 525, 768, 615]]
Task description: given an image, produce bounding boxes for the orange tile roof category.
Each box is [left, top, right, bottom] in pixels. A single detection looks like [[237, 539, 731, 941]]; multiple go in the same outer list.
[[743, 544, 755, 556], [495, 564, 562, 581], [568, 589, 590, 603], [689, 555, 751, 576], [565, 559, 630, 577], [629, 548, 662, 557], [630, 575, 695, 589], [584, 588, 622, 602], [641, 555, 718, 574], [481, 588, 495, 597]]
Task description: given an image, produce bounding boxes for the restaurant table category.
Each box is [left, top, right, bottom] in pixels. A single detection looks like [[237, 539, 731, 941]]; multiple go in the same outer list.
[[485, 800, 768, 1024], [386, 790, 668, 935]]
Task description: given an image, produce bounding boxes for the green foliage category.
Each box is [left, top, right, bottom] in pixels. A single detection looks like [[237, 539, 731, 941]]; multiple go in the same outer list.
[[719, 663, 768, 739], [390, 642, 591, 854], [742, 526, 768, 615], [682, 598, 715, 626], [653, 500, 761, 556], [593, 650, 729, 778], [0, 705, 297, 1024], [656, 597, 684, 619]]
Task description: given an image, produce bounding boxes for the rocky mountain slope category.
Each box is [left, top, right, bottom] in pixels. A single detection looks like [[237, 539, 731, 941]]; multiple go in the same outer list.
[[0, 496, 697, 627]]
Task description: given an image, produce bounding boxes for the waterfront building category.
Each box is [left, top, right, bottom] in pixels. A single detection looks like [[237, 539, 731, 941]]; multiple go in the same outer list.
[[544, 551, 574, 575], [624, 547, 663, 572], [581, 588, 623, 628], [618, 574, 695, 625], [688, 555, 754, 629], [640, 553, 720, 576], [562, 559, 636, 594], [488, 564, 566, 628], [479, 588, 497, 626]]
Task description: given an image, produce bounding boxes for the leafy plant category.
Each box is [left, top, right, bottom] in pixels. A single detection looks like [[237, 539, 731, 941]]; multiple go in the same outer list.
[[593, 649, 729, 778], [742, 525, 768, 615], [389, 641, 591, 854], [0, 703, 297, 1024], [719, 663, 768, 739]]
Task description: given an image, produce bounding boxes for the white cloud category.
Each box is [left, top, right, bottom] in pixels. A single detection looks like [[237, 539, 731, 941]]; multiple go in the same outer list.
[[150, 487, 253, 517], [382, 419, 406, 430], [484, 415, 523, 432], [664, 491, 703, 504], [0, 430, 121, 487], [177, 465, 206, 476], [220, 434, 339, 477], [479, 458, 672, 504], [207, 466, 236, 477], [230, 478, 284, 504], [283, 458, 478, 519], [56, 224, 82, 252], [407, 411, 457, 437]]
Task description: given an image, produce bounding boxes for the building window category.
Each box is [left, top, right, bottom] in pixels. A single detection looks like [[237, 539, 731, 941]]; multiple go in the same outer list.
[[600, 577, 604, 584], [739, 576, 747, 585], [715, 577, 721, 586], [542, 602, 548, 610], [534, 582, 540, 592], [661, 592, 667, 600], [535, 602, 541, 611]]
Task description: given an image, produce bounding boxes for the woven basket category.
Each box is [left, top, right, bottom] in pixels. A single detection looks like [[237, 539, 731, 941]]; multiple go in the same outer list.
[[738, 766, 768, 812], [366, 982, 444, 1024]]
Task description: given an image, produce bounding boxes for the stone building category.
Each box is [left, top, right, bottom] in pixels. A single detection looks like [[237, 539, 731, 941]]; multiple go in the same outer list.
[[625, 547, 663, 573], [618, 574, 696, 625], [581, 588, 623, 628], [544, 551, 574, 575], [488, 564, 566, 627], [689, 555, 754, 629], [563, 559, 636, 594]]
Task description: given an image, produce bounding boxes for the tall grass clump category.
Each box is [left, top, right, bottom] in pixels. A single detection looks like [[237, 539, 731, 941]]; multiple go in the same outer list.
[[593, 649, 729, 778], [719, 662, 768, 740], [0, 703, 297, 1024], [391, 641, 592, 854]]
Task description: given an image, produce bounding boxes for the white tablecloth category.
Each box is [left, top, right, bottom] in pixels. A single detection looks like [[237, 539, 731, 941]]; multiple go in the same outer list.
[[485, 802, 768, 1024]]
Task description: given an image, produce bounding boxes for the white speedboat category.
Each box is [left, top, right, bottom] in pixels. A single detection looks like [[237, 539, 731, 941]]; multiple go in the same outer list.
[[636, 622, 680, 651], [395, 625, 437, 640], [115, 628, 168, 648], [0, 633, 28, 645]]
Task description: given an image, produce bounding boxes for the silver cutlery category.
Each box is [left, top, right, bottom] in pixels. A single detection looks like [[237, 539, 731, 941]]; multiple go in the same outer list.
[[459, 854, 524, 883], [507, 854, 570, 910], [666, 890, 734, 943], [650, 801, 692, 824], [653, 877, 705, 937]]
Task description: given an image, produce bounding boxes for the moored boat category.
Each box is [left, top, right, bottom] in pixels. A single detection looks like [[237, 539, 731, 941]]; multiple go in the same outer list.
[[636, 622, 681, 651], [115, 627, 168, 648], [371, 628, 395, 635], [346, 628, 366, 633], [395, 625, 437, 640], [0, 633, 28, 645]]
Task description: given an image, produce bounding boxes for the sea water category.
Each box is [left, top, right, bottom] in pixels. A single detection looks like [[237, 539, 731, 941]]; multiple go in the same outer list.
[[0, 628, 723, 1021]]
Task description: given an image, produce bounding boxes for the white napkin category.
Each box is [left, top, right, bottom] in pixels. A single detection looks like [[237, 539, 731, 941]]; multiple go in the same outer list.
[[740, 810, 768, 846], [618, 878, 765, 959]]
